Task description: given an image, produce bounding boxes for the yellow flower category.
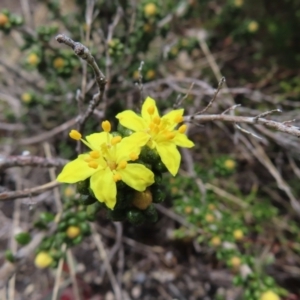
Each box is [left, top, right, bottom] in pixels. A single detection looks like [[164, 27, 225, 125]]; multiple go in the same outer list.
[[205, 214, 215, 222], [260, 290, 280, 300], [145, 69, 156, 80], [248, 21, 259, 32], [53, 57, 65, 69], [116, 97, 194, 176], [230, 256, 241, 268], [21, 93, 32, 104], [211, 236, 221, 246], [234, 0, 243, 7], [144, 3, 157, 17], [66, 226, 81, 239], [35, 251, 53, 269], [57, 121, 154, 209], [224, 159, 235, 170], [0, 13, 9, 26], [27, 53, 39, 66], [233, 229, 244, 241]]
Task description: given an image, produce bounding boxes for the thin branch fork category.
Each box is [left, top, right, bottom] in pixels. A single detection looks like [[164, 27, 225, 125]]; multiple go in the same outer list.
[[56, 34, 107, 131], [186, 114, 300, 138], [0, 156, 69, 172]]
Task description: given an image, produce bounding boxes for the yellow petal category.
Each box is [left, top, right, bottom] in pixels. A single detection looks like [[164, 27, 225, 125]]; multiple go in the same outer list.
[[57, 155, 96, 183], [161, 108, 184, 130], [156, 142, 181, 176], [119, 164, 154, 191], [90, 168, 117, 209], [173, 133, 195, 148], [116, 132, 149, 163], [86, 132, 109, 149], [116, 110, 147, 131], [141, 97, 159, 122]]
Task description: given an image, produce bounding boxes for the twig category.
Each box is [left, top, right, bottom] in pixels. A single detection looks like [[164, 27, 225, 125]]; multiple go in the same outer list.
[[254, 109, 282, 121], [221, 104, 241, 115], [235, 124, 262, 140], [91, 223, 122, 300], [66, 250, 82, 300], [185, 114, 300, 138], [195, 77, 225, 115], [56, 34, 107, 132], [0, 156, 69, 172], [18, 117, 77, 145], [52, 244, 67, 300], [0, 180, 60, 201]]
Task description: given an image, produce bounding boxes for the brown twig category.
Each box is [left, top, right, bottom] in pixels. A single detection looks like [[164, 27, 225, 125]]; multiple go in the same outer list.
[[56, 34, 107, 132], [0, 156, 69, 172], [0, 180, 60, 201], [186, 113, 300, 138], [195, 77, 225, 115]]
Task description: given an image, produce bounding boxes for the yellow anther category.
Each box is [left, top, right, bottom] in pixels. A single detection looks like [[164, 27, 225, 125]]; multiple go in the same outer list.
[[129, 152, 139, 161], [178, 124, 187, 134], [174, 114, 184, 123], [89, 150, 100, 159], [102, 120, 111, 132], [153, 115, 161, 125], [165, 132, 175, 140], [118, 160, 127, 169], [84, 156, 92, 162], [113, 173, 122, 182], [147, 105, 155, 115], [88, 161, 98, 169], [69, 130, 82, 140], [111, 136, 122, 145]]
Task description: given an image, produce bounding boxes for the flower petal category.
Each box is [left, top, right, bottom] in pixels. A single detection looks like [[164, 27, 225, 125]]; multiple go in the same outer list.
[[90, 168, 117, 209], [173, 133, 195, 148], [161, 108, 184, 130], [141, 96, 160, 122], [57, 155, 96, 183], [116, 110, 147, 131], [116, 132, 149, 163], [86, 132, 109, 149], [119, 164, 154, 191], [156, 142, 181, 176]]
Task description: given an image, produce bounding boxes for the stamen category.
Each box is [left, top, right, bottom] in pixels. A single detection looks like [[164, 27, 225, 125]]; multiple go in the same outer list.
[[111, 136, 122, 145], [88, 161, 98, 169], [69, 130, 82, 140], [129, 152, 139, 161], [147, 105, 155, 115], [178, 124, 187, 134], [174, 114, 183, 123], [84, 157, 92, 162], [165, 132, 175, 140], [89, 150, 100, 159], [102, 120, 111, 133], [153, 116, 161, 125], [113, 173, 122, 182], [118, 160, 127, 169]]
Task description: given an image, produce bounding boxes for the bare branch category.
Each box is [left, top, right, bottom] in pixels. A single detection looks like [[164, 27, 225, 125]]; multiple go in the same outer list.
[[0, 180, 60, 201], [186, 114, 300, 138], [195, 77, 225, 115], [0, 156, 69, 172], [56, 34, 107, 132]]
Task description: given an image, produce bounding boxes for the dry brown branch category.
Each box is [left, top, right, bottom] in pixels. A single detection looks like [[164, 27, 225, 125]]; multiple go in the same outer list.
[[56, 34, 106, 133], [0, 156, 69, 172], [18, 117, 77, 145], [186, 113, 300, 138], [0, 180, 60, 201]]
